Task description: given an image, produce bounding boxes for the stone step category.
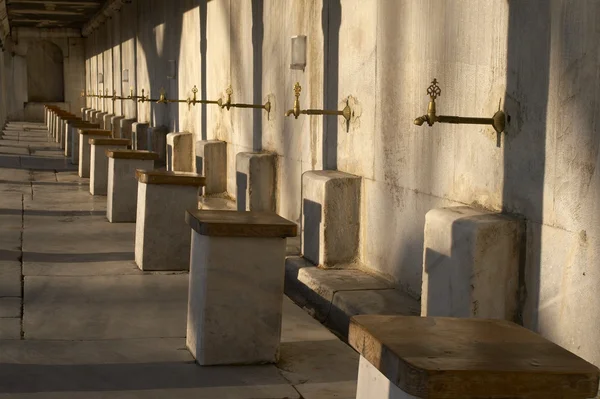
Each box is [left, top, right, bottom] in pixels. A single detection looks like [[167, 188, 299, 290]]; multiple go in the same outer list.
[[284, 256, 420, 340]]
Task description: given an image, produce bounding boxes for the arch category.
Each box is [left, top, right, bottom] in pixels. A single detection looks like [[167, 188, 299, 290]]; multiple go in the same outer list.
[[26, 40, 65, 102]]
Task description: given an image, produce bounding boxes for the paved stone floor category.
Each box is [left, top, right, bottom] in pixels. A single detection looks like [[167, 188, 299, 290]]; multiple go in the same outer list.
[[0, 122, 358, 398]]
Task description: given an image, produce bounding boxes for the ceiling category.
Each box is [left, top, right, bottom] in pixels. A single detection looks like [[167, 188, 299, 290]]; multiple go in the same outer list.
[[6, 0, 104, 29]]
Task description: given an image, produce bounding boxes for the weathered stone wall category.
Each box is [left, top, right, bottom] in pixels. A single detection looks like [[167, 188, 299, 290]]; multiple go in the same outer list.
[[83, 0, 600, 370], [0, 28, 85, 123]]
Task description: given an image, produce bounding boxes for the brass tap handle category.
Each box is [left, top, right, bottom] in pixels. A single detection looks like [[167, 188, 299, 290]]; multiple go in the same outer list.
[[427, 78, 441, 100], [157, 88, 168, 104], [189, 85, 198, 105], [285, 82, 302, 118], [129, 87, 134, 99], [218, 86, 233, 109], [138, 89, 146, 103]]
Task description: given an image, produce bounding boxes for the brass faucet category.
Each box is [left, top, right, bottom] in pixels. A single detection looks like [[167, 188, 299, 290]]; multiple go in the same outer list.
[[285, 82, 352, 122], [414, 78, 506, 134], [156, 88, 168, 104], [137, 89, 148, 103], [218, 86, 271, 114], [217, 86, 233, 110]]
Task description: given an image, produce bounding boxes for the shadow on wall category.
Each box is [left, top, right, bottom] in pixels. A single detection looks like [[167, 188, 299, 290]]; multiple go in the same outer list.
[[252, 0, 264, 152], [236, 171, 247, 211], [302, 199, 322, 266], [502, 0, 551, 328], [322, 0, 341, 170]]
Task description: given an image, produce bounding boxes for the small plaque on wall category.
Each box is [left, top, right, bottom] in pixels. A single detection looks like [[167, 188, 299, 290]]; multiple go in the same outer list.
[[122, 69, 129, 83]]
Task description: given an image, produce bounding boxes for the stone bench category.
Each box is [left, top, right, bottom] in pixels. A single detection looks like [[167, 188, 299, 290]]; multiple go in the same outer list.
[[78, 129, 112, 178], [65, 121, 100, 158], [134, 170, 205, 271], [89, 138, 131, 195], [106, 150, 159, 223], [185, 209, 297, 366], [349, 315, 600, 399], [59, 116, 81, 149]]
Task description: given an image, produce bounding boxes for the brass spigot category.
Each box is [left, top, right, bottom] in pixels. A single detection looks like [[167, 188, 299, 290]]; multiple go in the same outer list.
[[414, 78, 506, 134], [128, 87, 134, 100], [218, 85, 271, 113], [80, 89, 86, 98], [187, 85, 198, 106], [285, 82, 302, 118], [217, 86, 233, 110], [137, 89, 147, 103], [285, 82, 352, 122], [156, 88, 168, 104]]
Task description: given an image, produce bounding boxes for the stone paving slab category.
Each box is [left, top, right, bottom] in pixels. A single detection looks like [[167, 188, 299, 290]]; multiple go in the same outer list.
[[0, 318, 20, 339], [0, 261, 21, 297], [24, 274, 188, 340], [0, 297, 21, 317], [0, 339, 300, 399]]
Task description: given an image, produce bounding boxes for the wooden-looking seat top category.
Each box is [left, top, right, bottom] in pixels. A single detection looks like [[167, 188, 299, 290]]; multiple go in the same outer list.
[[186, 209, 297, 238], [78, 129, 112, 136], [88, 138, 130, 146], [105, 149, 159, 160], [349, 315, 600, 399], [135, 169, 205, 186]]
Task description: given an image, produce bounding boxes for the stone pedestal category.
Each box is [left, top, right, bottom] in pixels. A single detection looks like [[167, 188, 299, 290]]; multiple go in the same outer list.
[[185, 210, 297, 366], [96, 112, 108, 127], [196, 140, 226, 195], [301, 170, 361, 268], [89, 138, 131, 195], [235, 152, 276, 212], [85, 109, 96, 122], [120, 118, 137, 141], [91, 110, 101, 124], [349, 315, 599, 399], [60, 117, 80, 150], [421, 206, 522, 320], [106, 150, 159, 223], [111, 115, 125, 138], [103, 113, 115, 131], [148, 126, 168, 166], [65, 121, 98, 157], [166, 132, 194, 172], [78, 129, 112, 178], [132, 122, 149, 150], [134, 170, 205, 271]]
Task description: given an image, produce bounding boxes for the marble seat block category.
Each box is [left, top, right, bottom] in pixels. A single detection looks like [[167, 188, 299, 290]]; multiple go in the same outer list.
[[60, 117, 80, 149], [235, 152, 276, 212], [166, 132, 194, 172], [185, 210, 297, 366], [349, 315, 599, 399], [84, 109, 95, 122], [148, 126, 168, 166], [103, 113, 115, 131], [65, 121, 98, 157], [81, 107, 91, 119], [96, 112, 109, 127], [78, 129, 112, 178], [421, 206, 522, 320], [90, 110, 100, 124], [106, 150, 160, 223], [132, 122, 149, 150], [89, 138, 131, 196], [134, 170, 206, 271], [196, 140, 226, 194], [120, 118, 137, 141], [111, 116, 125, 138], [301, 170, 361, 268]]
